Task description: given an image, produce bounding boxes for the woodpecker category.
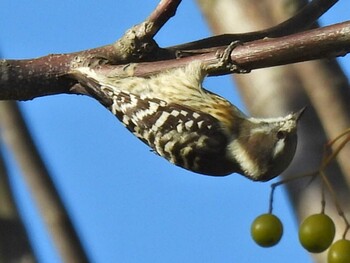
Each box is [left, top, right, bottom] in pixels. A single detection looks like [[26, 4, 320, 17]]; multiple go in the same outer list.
[[71, 59, 303, 181]]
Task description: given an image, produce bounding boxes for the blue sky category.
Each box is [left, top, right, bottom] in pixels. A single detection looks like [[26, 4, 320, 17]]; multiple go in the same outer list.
[[0, 1, 349, 262]]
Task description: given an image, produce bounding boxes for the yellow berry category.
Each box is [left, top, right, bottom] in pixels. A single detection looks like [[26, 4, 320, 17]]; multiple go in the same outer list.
[[298, 213, 335, 253], [328, 239, 350, 263], [251, 213, 283, 247]]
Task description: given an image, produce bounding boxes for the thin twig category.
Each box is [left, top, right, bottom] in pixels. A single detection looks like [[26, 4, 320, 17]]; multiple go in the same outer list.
[[320, 171, 350, 239], [268, 172, 318, 213], [321, 130, 350, 170]]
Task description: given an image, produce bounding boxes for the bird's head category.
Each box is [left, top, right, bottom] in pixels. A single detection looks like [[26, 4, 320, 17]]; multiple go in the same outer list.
[[228, 108, 305, 181]]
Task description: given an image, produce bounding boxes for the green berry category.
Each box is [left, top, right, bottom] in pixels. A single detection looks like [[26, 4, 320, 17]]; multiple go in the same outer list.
[[328, 239, 350, 263], [251, 213, 283, 247], [298, 213, 335, 253]]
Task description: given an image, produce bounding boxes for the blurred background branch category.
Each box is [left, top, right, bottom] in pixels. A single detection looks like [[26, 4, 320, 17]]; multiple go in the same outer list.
[[0, 101, 90, 263], [0, 143, 36, 262]]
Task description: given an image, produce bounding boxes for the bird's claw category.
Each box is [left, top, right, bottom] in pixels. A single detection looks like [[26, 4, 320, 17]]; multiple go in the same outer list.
[[206, 41, 250, 74]]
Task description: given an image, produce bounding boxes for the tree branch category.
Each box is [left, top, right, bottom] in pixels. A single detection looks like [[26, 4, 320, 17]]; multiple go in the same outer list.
[[93, 21, 350, 78], [0, 0, 344, 102], [172, 0, 339, 50], [1, 21, 349, 102], [144, 0, 182, 38]]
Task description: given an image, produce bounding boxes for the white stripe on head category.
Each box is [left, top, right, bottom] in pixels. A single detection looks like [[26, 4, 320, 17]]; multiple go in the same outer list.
[[227, 140, 264, 180], [248, 113, 294, 124]]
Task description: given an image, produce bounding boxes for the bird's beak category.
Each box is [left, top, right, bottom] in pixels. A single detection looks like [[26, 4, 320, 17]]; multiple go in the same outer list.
[[294, 106, 307, 122]]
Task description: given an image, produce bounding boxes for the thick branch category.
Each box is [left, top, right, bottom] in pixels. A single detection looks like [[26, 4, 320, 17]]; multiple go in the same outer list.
[[0, 0, 344, 101], [72, 21, 350, 79], [227, 21, 350, 70], [1, 21, 349, 101], [0, 56, 75, 100]]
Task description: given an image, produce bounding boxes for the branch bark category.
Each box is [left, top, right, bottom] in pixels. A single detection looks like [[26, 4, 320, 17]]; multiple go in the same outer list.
[[1, 21, 349, 102]]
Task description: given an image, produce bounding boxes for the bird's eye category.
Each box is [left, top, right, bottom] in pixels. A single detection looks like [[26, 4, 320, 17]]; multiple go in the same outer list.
[[276, 130, 286, 140]]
